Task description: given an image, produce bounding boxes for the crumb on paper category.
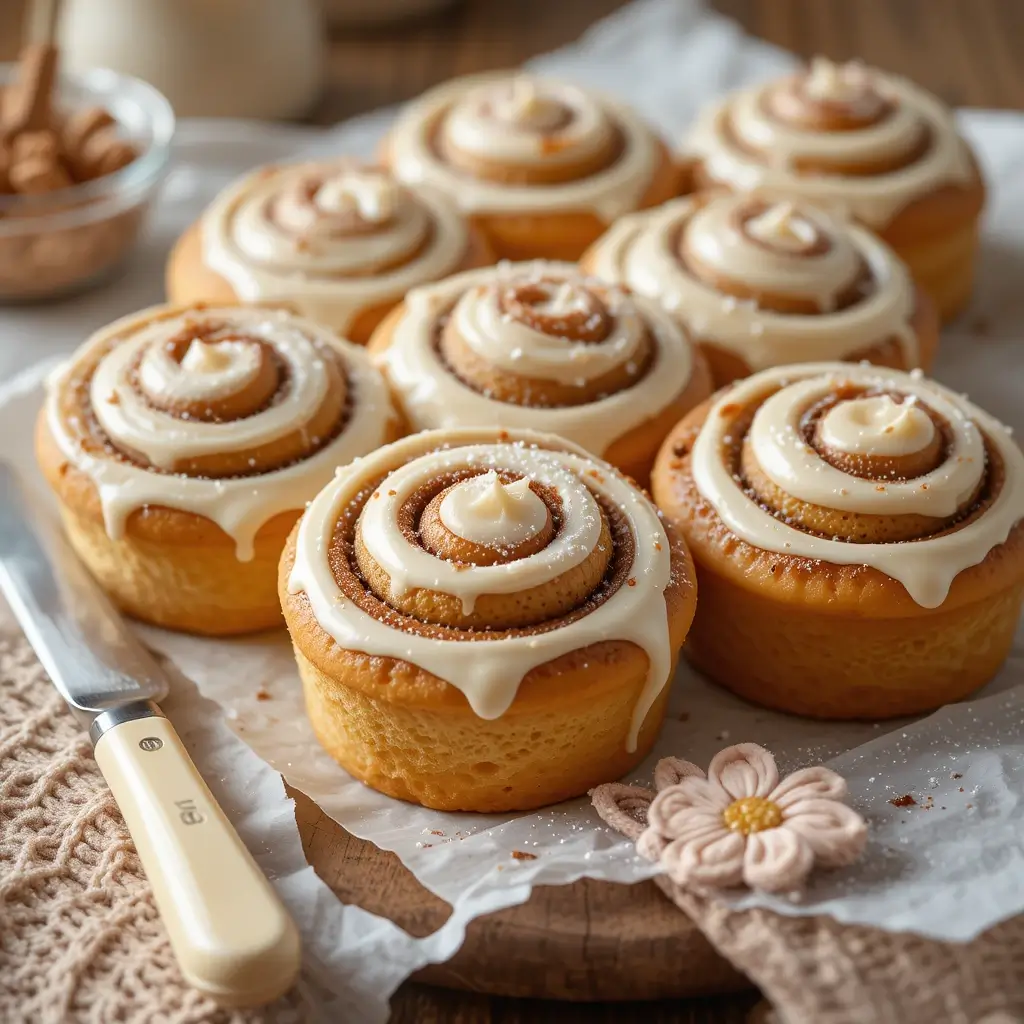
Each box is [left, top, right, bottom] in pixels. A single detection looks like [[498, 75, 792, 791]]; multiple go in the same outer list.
[[890, 794, 917, 808], [511, 850, 537, 861], [951, 772, 963, 779], [429, 830, 444, 837], [255, 687, 271, 701]]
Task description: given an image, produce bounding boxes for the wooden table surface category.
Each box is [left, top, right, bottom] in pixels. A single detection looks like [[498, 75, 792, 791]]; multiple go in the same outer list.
[[313, 3, 1023, 1022]]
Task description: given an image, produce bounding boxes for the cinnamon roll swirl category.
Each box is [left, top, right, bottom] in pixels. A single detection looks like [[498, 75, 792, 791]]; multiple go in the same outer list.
[[582, 192, 938, 386], [368, 261, 712, 484], [651, 363, 1024, 718], [381, 73, 680, 260], [281, 428, 697, 812], [683, 59, 985, 321], [166, 160, 492, 344], [36, 304, 402, 635]]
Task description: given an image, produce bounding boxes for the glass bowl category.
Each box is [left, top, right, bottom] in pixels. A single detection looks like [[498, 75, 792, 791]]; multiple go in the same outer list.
[[0, 64, 175, 301]]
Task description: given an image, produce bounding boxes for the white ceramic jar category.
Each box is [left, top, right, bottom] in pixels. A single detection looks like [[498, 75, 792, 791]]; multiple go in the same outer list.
[[59, 0, 325, 119]]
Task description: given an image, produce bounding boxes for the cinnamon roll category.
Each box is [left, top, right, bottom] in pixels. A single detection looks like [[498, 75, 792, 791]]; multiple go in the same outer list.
[[682, 59, 985, 322], [582, 192, 938, 386], [166, 160, 492, 344], [280, 427, 697, 812], [36, 304, 402, 635], [368, 261, 712, 484], [651, 363, 1024, 719], [381, 73, 680, 261]]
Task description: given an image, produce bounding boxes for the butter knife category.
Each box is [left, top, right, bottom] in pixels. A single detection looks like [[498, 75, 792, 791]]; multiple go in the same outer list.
[[0, 464, 301, 1007]]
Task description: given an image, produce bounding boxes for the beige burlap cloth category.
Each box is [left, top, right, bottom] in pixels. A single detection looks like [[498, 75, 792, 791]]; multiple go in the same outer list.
[[2, 624, 1023, 1024]]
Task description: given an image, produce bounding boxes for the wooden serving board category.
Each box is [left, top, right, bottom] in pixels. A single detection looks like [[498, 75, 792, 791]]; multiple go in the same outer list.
[[293, 791, 749, 1002]]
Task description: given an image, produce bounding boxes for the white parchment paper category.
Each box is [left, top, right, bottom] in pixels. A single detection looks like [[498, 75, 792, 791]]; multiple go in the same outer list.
[[2, 5, 1024, 1011]]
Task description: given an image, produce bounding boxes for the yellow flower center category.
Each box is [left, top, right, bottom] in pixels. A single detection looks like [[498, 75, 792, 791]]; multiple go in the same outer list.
[[722, 796, 783, 835]]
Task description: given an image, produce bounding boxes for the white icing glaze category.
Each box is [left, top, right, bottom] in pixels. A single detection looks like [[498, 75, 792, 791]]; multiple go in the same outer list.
[[744, 202, 819, 252], [684, 65, 978, 228], [201, 162, 470, 333], [91, 319, 330, 471], [140, 338, 262, 406], [819, 394, 935, 456], [438, 472, 548, 548], [750, 378, 979, 516], [445, 76, 615, 170], [690, 363, 1024, 608], [452, 271, 646, 385], [586, 195, 919, 369], [288, 428, 675, 750], [377, 261, 696, 455], [46, 305, 396, 561], [386, 72, 661, 222], [803, 57, 872, 105]]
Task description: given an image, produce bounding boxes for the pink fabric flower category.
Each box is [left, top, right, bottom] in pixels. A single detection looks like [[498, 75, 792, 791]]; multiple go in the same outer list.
[[637, 743, 867, 894]]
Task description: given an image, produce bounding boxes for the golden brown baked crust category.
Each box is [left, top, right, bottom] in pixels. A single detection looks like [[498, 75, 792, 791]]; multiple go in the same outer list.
[[457, 140, 681, 261], [38, 303, 403, 635], [279, 429, 697, 811], [651, 368, 1024, 718]]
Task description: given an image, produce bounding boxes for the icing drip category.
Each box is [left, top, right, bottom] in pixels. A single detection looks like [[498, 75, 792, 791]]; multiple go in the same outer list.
[[820, 394, 935, 456], [47, 305, 396, 561], [201, 161, 469, 333], [288, 428, 674, 751], [585, 195, 918, 368], [377, 261, 695, 454], [689, 363, 1024, 608], [438, 471, 548, 548], [684, 66, 977, 228], [386, 72, 660, 222]]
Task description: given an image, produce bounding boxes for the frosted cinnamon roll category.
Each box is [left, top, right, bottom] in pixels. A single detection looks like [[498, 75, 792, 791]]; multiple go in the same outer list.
[[281, 427, 697, 812], [36, 304, 402, 635], [381, 73, 679, 261], [652, 363, 1024, 719], [166, 160, 493, 344], [683, 59, 985, 321], [582, 192, 939, 386], [368, 261, 712, 484]]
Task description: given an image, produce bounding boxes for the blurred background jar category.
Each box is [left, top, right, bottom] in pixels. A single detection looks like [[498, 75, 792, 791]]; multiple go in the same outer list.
[[57, 0, 325, 119]]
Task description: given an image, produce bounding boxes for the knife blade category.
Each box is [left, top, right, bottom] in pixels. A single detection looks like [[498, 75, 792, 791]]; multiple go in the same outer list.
[[0, 463, 300, 1007]]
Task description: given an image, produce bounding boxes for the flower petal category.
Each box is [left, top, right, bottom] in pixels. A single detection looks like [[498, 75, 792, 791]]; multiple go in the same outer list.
[[707, 743, 780, 801], [647, 778, 728, 836], [743, 828, 814, 892], [771, 766, 848, 809], [782, 799, 867, 867], [661, 828, 746, 889], [653, 756, 706, 792]]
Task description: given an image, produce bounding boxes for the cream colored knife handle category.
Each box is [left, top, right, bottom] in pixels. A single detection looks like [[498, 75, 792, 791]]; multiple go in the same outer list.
[[93, 707, 301, 1007]]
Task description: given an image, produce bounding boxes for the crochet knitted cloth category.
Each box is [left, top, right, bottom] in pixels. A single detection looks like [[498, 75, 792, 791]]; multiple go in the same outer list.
[[0, 630, 305, 1024]]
